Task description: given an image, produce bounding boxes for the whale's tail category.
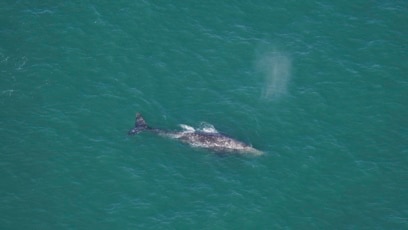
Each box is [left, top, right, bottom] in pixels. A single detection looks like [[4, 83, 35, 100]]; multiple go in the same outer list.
[[128, 113, 150, 135]]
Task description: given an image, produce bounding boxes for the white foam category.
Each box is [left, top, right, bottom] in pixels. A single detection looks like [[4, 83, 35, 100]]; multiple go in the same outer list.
[[179, 124, 195, 132], [198, 122, 218, 133]]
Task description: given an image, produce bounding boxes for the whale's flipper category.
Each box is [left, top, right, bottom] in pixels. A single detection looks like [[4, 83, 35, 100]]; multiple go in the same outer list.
[[128, 113, 149, 135]]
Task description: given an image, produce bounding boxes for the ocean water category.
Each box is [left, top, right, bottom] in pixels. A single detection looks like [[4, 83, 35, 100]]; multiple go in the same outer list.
[[1, 1, 407, 229]]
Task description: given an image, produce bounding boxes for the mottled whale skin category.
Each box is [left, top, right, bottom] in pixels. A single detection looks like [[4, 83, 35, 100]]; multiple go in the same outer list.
[[128, 113, 263, 156]]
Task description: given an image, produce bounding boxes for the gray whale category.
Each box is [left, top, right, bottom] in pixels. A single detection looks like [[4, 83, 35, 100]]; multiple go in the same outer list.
[[128, 113, 263, 156]]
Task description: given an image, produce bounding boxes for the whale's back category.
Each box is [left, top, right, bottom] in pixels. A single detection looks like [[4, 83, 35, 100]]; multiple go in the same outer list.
[[177, 131, 249, 152]]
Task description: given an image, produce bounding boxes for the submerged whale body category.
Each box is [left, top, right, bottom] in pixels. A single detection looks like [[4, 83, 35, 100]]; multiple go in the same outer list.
[[128, 113, 263, 156]]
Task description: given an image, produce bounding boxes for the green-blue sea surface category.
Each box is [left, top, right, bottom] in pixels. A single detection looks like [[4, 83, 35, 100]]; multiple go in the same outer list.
[[1, 1, 407, 229]]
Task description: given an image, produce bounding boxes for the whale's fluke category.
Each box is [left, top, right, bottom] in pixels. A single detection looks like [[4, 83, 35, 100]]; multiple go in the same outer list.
[[128, 113, 149, 135]]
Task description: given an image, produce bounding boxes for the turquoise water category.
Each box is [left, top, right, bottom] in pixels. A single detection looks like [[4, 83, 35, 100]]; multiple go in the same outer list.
[[1, 1, 407, 229]]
